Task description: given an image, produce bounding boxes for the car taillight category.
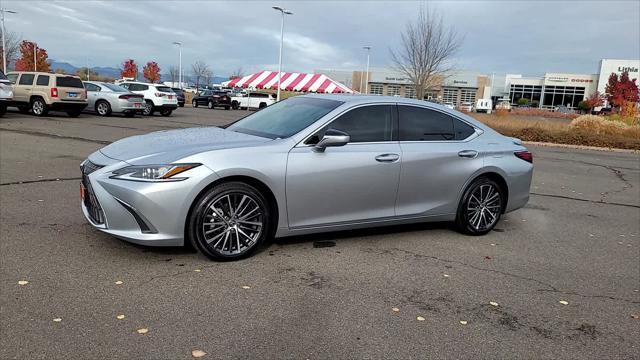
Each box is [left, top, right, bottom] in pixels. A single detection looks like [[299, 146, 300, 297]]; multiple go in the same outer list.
[[51, 88, 58, 98], [155, 92, 165, 97], [514, 151, 533, 163]]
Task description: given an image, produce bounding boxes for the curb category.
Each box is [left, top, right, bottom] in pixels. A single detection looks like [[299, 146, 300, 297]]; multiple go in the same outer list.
[[523, 141, 639, 154]]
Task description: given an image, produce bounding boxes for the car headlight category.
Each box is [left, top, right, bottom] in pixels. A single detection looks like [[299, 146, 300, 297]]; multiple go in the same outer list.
[[110, 163, 201, 182]]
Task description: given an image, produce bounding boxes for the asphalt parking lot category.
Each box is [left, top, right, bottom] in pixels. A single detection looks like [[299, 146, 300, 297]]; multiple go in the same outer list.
[[1, 107, 639, 359]]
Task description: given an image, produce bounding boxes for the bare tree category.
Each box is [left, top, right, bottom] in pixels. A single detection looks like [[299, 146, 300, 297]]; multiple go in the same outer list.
[[390, 7, 462, 100], [229, 67, 244, 80], [204, 69, 213, 87], [191, 61, 210, 89], [0, 30, 22, 70], [168, 66, 179, 85]]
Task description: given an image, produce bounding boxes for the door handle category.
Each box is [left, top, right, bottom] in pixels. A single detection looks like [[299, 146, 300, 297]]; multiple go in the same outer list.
[[375, 153, 400, 163], [458, 150, 478, 158]]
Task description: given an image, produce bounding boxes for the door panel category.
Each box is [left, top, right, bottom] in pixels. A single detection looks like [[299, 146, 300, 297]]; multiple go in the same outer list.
[[396, 141, 482, 216], [286, 143, 401, 228]]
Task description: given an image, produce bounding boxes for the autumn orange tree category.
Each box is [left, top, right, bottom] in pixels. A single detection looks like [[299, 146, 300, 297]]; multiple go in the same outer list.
[[605, 71, 640, 118], [15, 41, 51, 72], [143, 61, 161, 83], [121, 59, 138, 79]]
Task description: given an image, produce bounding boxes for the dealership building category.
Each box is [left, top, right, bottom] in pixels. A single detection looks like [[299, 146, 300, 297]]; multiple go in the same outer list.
[[318, 59, 639, 109]]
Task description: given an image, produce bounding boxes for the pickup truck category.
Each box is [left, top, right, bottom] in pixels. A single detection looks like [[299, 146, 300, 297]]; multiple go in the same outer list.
[[230, 91, 276, 110]]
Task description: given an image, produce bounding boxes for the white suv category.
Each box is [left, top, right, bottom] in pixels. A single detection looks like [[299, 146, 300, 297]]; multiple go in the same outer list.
[[230, 91, 276, 110], [0, 70, 13, 117], [119, 82, 177, 116]]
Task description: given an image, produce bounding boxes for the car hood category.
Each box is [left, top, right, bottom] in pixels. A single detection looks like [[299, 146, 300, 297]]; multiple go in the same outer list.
[[99, 127, 270, 164]]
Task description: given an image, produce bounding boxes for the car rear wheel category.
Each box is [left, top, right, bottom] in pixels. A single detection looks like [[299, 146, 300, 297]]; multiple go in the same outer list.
[[192, 100, 198, 108], [258, 102, 267, 109], [31, 98, 48, 117], [0, 104, 6, 117], [95, 100, 112, 116], [207, 101, 214, 109], [143, 101, 154, 116], [231, 101, 239, 110], [66, 110, 82, 118], [160, 109, 172, 116], [455, 177, 503, 235], [188, 182, 272, 261]]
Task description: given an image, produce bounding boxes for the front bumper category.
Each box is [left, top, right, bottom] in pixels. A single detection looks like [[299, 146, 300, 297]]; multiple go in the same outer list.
[[80, 152, 218, 246]]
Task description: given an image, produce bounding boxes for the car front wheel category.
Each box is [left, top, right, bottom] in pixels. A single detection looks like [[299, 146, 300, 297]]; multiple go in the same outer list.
[[143, 101, 154, 116], [192, 100, 198, 108], [95, 100, 112, 116], [455, 177, 503, 235], [207, 101, 214, 109], [160, 109, 172, 116], [31, 98, 48, 116], [188, 182, 272, 261]]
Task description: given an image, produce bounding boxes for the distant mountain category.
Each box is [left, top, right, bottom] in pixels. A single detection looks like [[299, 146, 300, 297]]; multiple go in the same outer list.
[[48, 60, 120, 79]]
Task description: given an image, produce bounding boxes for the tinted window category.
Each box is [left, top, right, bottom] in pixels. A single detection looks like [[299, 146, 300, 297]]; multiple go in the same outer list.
[[155, 86, 172, 93], [212, 91, 227, 96], [399, 106, 454, 141], [101, 83, 128, 92], [18, 74, 35, 85], [200, 90, 211, 96], [56, 76, 84, 88], [128, 84, 148, 91], [227, 97, 343, 139], [454, 119, 475, 140], [6, 73, 18, 84], [171, 88, 184, 95], [84, 83, 100, 92], [119, 83, 130, 89], [36, 75, 50, 86], [317, 105, 394, 143]]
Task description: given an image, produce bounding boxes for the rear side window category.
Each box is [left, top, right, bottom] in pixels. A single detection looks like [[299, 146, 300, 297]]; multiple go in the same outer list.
[[399, 106, 454, 141], [84, 83, 100, 92], [155, 86, 172, 92], [320, 105, 394, 143], [36, 75, 50, 86], [453, 119, 476, 140], [56, 76, 84, 88], [18, 74, 35, 85], [128, 84, 148, 91]]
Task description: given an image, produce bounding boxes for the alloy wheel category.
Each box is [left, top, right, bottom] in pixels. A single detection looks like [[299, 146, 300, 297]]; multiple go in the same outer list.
[[466, 184, 501, 231], [143, 102, 152, 115], [202, 193, 264, 256], [97, 102, 108, 115], [32, 100, 44, 115]]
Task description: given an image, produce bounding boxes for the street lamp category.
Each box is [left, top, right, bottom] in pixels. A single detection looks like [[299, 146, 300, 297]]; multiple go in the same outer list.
[[1, 7, 17, 74], [272, 6, 292, 102], [172, 41, 182, 88], [362, 46, 371, 94]]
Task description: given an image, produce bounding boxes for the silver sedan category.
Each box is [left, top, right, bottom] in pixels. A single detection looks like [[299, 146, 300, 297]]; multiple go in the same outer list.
[[84, 81, 144, 117], [80, 95, 533, 260]]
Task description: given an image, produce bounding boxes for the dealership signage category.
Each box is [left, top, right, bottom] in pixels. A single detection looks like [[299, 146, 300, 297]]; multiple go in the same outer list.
[[618, 66, 638, 73]]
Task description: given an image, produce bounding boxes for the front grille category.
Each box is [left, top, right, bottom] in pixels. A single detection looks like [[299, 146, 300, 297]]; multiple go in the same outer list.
[[81, 160, 105, 224]]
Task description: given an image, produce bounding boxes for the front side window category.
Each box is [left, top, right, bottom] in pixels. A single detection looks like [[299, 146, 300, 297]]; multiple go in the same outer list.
[[18, 74, 35, 85], [314, 105, 394, 143], [399, 106, 455, 141], [6, 73, 18, 84], [36, 75, 50, 86], [227, 96, 343, 139]]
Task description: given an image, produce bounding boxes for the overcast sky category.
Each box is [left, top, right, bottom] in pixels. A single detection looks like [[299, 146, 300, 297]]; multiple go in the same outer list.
[[4, 0, 640, 77]]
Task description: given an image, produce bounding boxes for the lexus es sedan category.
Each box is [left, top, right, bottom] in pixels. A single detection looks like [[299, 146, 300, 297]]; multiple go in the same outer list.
[[80, 95, 533, 261]]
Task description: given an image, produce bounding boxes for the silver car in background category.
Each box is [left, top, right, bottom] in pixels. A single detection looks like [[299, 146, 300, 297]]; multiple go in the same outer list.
[[80, 95, 533, 261], [84, 81, 144, 117]]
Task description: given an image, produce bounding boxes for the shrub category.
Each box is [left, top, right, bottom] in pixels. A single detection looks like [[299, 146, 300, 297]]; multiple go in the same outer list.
[[569, 115, 630, 136], [517, 98, 530, 106], [606, 113, 638, 126], [510, 107, 579, 119], [577, 101, 591, 113], [530, 100, 539, 108]]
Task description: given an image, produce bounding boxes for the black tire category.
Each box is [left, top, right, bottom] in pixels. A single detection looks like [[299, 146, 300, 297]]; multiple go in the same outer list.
[[66, 110, 82, 118], [95, 100, 112, 116], [143, 101, 154, 116], [31, 97, 49, 117], [192, 100, 198, 108], [0, 104, 6, 117], [207, 100, 214, 109], [455, 177, 503, 235], [231, 101, 239, 110], [179, 103, 185, 108], [224, 105, 230, 110], [188, 182, 273, 261], [258, 102, 267, 109], [17, 105, 30, 114], [160, 109, 172, 116]]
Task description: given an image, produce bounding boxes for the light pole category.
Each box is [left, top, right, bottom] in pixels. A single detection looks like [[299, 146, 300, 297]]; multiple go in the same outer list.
[[1, 7, 16, 74], [272, 6, 292, 102], [172, 41, 182, 88], [363, 46, 371, 94]]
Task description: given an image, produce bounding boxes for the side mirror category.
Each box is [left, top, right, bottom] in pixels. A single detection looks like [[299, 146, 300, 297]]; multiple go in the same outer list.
[[313, 129, 350, 152]]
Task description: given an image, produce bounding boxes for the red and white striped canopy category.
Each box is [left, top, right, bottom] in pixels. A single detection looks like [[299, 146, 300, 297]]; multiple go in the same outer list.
[[222, 70, 354, 94]]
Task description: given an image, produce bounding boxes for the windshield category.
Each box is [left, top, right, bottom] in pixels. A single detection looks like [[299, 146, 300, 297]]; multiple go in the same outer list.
[[227, 97, 343, 139], [102, 83, 128, 92]]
